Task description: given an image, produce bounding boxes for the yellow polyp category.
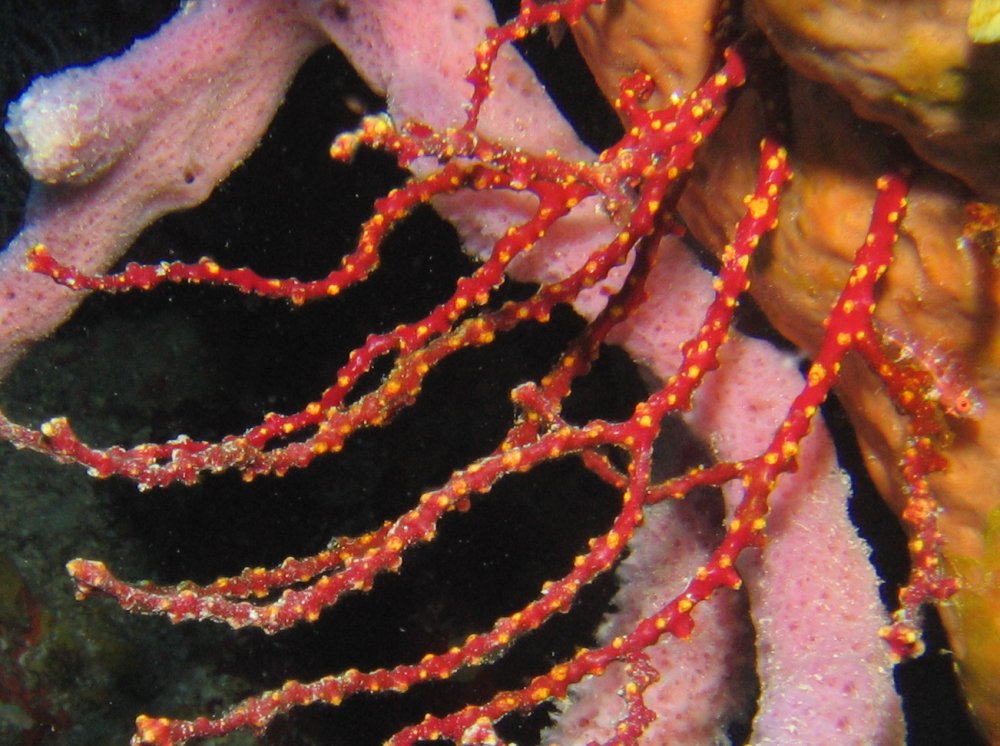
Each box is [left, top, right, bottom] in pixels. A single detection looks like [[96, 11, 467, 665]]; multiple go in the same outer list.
[[678, 598, 693, 613], [501, 451, 522, 468], [747, 197, 769, 219], [137, 720, 168, 743]]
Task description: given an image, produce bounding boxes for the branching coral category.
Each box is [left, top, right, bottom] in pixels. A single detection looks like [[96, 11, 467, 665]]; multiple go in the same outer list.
[[0, 0, 996, 743]]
